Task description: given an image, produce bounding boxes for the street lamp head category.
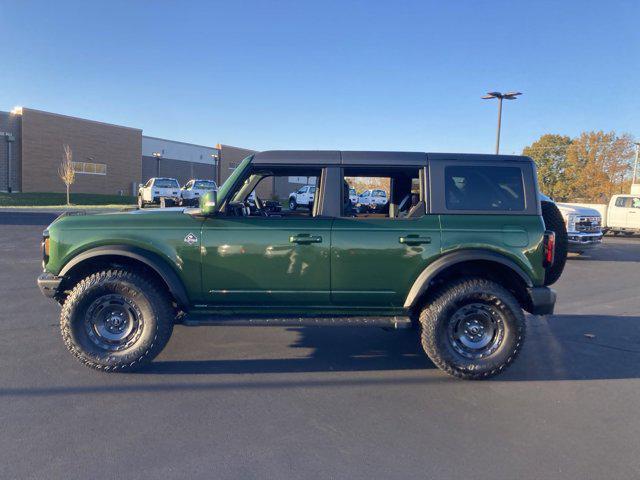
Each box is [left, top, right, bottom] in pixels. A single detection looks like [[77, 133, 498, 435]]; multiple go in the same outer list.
[[503, 92, 522, 100], [482, 91, 522, 100]]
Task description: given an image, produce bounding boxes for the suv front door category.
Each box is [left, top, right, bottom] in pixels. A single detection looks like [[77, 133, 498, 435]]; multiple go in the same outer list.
[[201, 170, 331, 307]]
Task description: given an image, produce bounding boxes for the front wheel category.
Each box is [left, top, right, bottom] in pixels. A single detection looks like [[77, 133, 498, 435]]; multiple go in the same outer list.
[[60, 269, 174, 372], [289, 198, 297, 210], [419, 278, 525, 380]]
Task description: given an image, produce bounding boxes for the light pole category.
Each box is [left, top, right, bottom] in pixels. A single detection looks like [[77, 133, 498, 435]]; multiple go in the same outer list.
[[482, 91, 522, 154], [632, 142, 640, 187], [152, 151, 162, 177]]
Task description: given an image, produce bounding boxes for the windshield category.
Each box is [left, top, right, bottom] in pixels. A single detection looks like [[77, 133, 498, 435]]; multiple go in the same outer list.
[[155, 178, 179, 188], [216, 155, 253, 206], [194, 180, 217, 190]]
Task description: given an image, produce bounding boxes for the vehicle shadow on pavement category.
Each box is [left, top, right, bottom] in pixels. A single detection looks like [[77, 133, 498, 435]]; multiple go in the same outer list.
[[142, 327, 435, 375], [500, 314, 640, 381], [140, 314, 640, 382]]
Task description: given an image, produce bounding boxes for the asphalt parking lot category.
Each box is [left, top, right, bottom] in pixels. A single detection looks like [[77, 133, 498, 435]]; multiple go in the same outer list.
[[1, 211, 640, 480]]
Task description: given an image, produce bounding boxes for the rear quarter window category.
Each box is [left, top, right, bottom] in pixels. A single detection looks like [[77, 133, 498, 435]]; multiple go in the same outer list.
[[445, 165, 525, 212]]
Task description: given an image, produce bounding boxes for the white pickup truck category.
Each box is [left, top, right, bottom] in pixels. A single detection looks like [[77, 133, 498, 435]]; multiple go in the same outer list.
[[564, 194, 640, 236], [541, 194, 603, 253]]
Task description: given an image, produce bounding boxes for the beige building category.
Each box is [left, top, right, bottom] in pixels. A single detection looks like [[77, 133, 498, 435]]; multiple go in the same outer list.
[[0, 107, 254, 196], [20, 108, 142, 195]]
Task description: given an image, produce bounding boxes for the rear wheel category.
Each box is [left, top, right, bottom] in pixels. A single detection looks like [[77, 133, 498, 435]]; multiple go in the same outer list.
[[541, 200, 568, 285], [60, 269, 174, 372], [419, 278, 525, 380]]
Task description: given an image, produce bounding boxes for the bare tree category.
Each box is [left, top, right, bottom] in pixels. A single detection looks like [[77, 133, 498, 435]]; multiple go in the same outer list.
[[58, 144, 75, 205]]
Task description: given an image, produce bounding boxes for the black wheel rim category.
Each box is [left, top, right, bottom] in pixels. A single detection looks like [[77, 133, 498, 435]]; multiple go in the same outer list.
[[84, 294, 143, 351], [447, 302, 505, 359]]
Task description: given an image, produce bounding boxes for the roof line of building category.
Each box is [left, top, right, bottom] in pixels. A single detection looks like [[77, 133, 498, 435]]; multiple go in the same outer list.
[[142, 135, 220, 151], [20, 108, 143, 132]]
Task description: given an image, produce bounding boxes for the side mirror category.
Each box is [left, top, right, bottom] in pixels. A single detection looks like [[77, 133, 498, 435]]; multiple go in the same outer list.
[[200, 190, 217, 215]]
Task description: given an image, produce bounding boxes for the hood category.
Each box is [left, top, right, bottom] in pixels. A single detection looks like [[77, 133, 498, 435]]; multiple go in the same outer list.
[[555, 203, 601, 217], [47, 206, 197, 232]]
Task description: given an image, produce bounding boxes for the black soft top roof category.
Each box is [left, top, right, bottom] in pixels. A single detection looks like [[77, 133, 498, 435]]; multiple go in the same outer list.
[[252, 150, 531, 165]]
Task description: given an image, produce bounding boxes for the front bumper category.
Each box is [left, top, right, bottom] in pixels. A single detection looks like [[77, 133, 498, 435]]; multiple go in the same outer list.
[[567, 232, 603, 251], [37, 272, 63, 299], [526, 286, 556, 315]]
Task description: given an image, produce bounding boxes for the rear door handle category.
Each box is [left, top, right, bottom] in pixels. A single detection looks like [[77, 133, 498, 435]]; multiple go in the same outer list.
[[290, 234, 323, 244], [399, 235, 431, 245]]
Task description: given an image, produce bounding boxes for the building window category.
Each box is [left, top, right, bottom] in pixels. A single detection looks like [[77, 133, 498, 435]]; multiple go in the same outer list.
[[73, 161, 107, 175]]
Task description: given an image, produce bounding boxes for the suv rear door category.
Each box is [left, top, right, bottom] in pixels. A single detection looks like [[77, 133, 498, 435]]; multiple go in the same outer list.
[[330, 165, 441, 308]]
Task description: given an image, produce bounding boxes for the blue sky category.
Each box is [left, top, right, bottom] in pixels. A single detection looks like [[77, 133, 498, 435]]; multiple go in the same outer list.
[[1, 0, 638, 154]]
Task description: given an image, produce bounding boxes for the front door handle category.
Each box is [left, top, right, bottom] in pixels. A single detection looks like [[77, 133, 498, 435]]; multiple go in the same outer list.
[[290, 234, 323, 244], [399, 235, 431, 246]]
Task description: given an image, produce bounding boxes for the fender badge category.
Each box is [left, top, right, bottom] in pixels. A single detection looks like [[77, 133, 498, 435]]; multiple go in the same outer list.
[[184, 233, 198, 246]]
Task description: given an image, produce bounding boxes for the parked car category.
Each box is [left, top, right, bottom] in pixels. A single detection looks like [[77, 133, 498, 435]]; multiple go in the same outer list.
[[564, 195, 640, 236], [138, 177, 180, 208], [349, 187, 357, 205], [289, 185, 316, 210], [357, 189, 388, 212], [541, 194, 603, 254], [38, 150, 562, 380], [180, 179, 218, 206]]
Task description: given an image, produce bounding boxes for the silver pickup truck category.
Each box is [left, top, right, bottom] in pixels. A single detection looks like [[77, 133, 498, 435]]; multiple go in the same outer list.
[[541, 194, 603, 254]]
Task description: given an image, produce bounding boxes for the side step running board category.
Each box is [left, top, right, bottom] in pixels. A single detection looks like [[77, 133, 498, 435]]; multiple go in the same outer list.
[[181, 315, 413, 329]]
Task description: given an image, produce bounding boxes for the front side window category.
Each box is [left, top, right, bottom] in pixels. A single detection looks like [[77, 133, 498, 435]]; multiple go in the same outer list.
[[223, 165, 321, 218], [445, 165, 525, 212], [615, 197, 630, 207]]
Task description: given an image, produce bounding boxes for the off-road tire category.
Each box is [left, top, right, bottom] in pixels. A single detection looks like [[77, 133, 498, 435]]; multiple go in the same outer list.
[[60, 269, 174, 372], [419, 278, 525, 380], [541, 200, 567, 286], [289, 198, 297, 210]]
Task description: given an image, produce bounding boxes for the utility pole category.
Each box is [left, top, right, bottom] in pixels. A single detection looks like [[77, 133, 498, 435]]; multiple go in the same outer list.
[[482, 91, 522, 154]]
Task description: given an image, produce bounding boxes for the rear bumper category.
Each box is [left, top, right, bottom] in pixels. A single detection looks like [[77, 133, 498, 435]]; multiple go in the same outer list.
[[526, 286, 556, 315], [37, 272, 63, 299]]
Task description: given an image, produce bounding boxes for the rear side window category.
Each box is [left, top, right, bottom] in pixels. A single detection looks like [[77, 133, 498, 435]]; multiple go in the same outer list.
[[445, 166, 525, 212]]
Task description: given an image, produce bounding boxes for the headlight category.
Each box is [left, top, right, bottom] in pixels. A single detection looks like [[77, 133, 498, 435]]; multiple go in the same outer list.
[[565, 214, 577, 232], [42, 229, 50, 269]]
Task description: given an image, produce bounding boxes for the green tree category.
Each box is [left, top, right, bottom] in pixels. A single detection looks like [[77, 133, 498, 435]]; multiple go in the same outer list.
[[522, 134, 571, 199]]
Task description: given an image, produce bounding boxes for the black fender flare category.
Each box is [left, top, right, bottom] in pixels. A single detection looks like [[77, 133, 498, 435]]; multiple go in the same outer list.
[[404, 249, 533, 309], [59, 245, 190, 307]]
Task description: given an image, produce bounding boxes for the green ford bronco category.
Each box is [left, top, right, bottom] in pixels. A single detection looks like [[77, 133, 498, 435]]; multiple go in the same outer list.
[[38, 151, 566, 379]]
